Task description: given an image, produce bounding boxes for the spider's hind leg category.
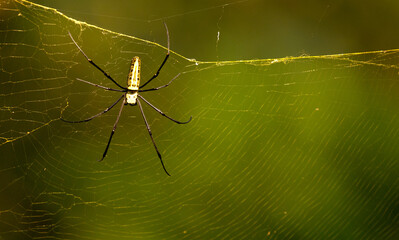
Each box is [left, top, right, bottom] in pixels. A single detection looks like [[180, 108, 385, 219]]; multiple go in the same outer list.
[[98, 97, 126, 162], [137, 98, 171, 176]]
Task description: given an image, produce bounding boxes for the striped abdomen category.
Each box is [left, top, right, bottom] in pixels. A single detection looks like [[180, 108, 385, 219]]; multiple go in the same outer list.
[[126, 57, 140, 105]]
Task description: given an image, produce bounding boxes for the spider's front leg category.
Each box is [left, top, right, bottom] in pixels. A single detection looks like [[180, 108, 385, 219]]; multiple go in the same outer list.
[[68, 31, 126, 90], [140, 22, 170, 89]]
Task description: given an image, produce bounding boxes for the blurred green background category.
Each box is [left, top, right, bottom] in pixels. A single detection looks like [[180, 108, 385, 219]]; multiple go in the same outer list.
[[0, 0, 398, 239], [29, 0, 399, 59]]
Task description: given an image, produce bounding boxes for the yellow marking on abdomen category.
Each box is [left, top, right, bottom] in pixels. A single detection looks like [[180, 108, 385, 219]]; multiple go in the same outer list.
[[127, 56, 140, 90], [126, 57, 141, 105]]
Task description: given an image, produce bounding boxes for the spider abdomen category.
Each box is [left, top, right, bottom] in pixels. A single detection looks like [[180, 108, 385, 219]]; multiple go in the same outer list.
[[127, 56, 140, 90], [126, 56, 141, 105]]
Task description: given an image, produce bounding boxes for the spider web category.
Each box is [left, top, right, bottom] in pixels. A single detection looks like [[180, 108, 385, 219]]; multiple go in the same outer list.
[[1, 0, 399, 239]]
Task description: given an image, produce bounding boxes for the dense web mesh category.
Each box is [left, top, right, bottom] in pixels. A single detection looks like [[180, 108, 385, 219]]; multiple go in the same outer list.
[[1, 0, 399, 239]]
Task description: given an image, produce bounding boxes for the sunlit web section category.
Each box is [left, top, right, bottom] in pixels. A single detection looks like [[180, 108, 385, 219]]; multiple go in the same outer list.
[[1, 0, 399, 240]]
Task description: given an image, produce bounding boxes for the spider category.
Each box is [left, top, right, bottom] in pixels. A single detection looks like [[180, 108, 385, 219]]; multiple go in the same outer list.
[[61, 23, 192, 176]]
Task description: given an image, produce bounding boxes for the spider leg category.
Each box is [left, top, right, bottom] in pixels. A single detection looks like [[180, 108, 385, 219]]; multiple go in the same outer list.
[[99, 97, 126, 162], [140, 22, 170, 89], [68, 31, 126, 90], [138, 95, 192, 124], [61, 94, 125, 123], [137, 98, 171, 176], [75, 78, 126, 92], [139, 73, 180, 93]]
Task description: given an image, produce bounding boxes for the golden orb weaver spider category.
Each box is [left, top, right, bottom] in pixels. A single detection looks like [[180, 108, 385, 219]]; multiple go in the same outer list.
[[61, 23, 192, 176]]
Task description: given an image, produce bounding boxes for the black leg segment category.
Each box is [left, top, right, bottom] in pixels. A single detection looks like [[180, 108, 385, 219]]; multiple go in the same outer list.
[[68, 31, 126, 90], [138, 95, 192, 124], [98, 97, 126, 161], [137, 98, 171, 176], [61, 94, 125, 123], [139, 22, 170, 89]]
